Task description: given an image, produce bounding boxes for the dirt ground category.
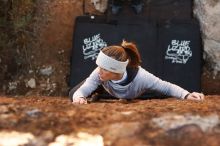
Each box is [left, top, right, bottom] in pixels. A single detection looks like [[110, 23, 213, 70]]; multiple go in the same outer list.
[[1, 95, 220, 146]]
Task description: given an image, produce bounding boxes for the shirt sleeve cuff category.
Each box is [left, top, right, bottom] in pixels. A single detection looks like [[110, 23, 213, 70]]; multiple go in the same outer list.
[[181, 91, 190, 100], [72, 92, 85, 101]]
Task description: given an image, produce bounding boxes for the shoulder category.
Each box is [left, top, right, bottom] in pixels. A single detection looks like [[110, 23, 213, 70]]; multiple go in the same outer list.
[[135, 66, 158, 81], [87, 67, 100, 81], [136, 66, 149, 75]]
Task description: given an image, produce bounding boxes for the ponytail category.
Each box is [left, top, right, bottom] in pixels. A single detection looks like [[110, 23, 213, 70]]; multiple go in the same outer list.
[[121, 40, 141, 68], [101, 40, 142, 69]]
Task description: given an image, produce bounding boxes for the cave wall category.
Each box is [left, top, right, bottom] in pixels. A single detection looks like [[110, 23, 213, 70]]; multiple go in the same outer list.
[[194, 0, 220, 75]]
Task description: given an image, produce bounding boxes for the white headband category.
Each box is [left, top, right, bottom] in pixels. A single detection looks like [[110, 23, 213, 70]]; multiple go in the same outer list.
[[96, 51, 129, 73]]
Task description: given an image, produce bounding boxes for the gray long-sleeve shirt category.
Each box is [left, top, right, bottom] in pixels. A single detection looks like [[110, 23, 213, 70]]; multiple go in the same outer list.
[[72, 66, 189, 100]]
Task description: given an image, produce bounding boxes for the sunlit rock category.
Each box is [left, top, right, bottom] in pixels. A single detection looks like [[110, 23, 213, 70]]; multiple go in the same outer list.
[[49, 132, 104, 146], [0, 131, 35, 146], [27, 78, 36, 88], [152, 114, 219, 132], [91, 0, 108, 13]]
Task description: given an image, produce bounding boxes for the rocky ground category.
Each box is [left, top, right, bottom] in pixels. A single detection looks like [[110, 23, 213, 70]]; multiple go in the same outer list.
[[0, 95, 220, 146]]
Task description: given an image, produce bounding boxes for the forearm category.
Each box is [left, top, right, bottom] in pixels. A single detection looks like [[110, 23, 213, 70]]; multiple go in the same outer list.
[[160, 81, 189, 99], [72, 68, 101, 100], [142, 70, 189, 99]]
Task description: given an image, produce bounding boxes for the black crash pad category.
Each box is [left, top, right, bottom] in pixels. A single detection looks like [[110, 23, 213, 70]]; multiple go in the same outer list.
[[69, 15, 202, 97]]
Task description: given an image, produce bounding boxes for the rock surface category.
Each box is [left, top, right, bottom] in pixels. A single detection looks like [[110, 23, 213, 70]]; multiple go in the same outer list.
[[0, 95, 220, 146], [194, 0, 220, 74]]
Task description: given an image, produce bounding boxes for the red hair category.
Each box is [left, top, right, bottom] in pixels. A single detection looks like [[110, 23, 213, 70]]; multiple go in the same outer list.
[[101, 40, 141, 68]]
